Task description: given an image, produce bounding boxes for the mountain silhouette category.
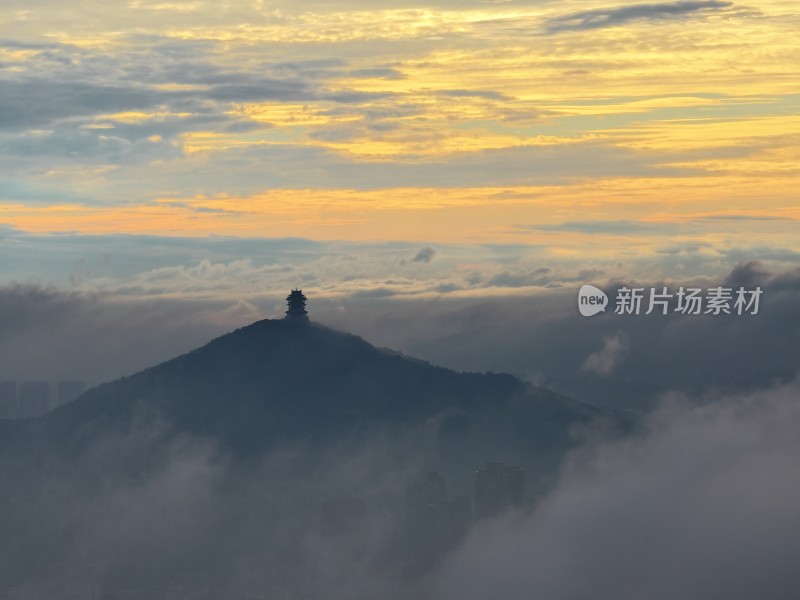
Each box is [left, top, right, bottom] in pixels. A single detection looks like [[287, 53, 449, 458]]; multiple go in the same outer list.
[[0, 318, 626, 597], [4, 318, 612, 483]]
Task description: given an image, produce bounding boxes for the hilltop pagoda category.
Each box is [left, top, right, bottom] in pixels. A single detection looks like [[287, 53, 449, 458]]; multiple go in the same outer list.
[[285, 289, 309, 321]]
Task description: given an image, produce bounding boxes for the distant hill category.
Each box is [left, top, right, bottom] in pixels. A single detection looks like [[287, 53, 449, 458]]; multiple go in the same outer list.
[[7, 319, 611, 477], [0, 318, 623, 598]]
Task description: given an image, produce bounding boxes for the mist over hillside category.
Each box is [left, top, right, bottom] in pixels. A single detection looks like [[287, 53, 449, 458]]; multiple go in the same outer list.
[[0, 317, 619, 598], [3, 262, 798, 413]]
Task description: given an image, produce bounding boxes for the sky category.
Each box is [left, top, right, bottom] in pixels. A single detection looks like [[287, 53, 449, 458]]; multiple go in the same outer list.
[[1, 0, 799, 397]]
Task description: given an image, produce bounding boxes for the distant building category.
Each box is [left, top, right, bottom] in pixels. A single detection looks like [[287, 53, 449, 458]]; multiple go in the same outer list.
[[474, 462, 525, 520], [285, 289, 309, 321], [405, 471, 446, 510], [58, 380, 87, 406], [0, 381, 17, 419], [404, 472, 471, 567], [19, 381, 51, 417]]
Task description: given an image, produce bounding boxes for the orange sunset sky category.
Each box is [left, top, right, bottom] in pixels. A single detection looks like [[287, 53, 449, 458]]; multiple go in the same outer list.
[[1, 0, 798, 296]]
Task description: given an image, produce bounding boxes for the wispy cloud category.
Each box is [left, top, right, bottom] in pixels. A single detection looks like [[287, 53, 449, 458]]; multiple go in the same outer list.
[[523, 220, 666, 235], [0, 1, 796, 257], [411, 246, 436, 263], [581, 333, 628, 375], [545, 1, 734, 33]]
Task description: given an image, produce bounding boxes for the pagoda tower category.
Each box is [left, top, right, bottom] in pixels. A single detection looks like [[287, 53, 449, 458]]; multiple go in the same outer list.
[[285, 289, 309, 321]]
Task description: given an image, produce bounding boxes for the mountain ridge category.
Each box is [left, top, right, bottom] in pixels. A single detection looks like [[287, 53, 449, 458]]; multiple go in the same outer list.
[[3, 318, 617, 487]]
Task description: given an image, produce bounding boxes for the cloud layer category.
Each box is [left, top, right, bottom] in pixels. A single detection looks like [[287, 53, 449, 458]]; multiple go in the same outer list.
[[1, 240, 798, 414], [0, 0, 797, 245], [436, 379, 800, 600]]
